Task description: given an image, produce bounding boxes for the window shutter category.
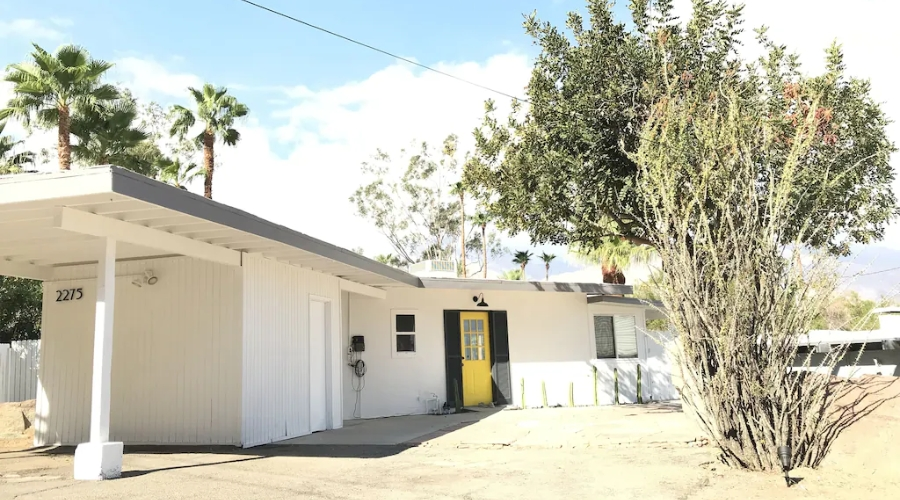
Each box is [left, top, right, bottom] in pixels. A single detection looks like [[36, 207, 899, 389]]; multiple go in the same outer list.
[[613, 316, 638, 358], [593, 316, 615, 358]]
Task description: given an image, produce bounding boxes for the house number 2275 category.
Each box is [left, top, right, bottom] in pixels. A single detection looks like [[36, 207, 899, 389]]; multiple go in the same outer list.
[[56, 288, 84, 302]]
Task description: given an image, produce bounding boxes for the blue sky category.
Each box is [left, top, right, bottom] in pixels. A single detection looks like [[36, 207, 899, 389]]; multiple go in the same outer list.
[[2, 0, 612, 139], [2, 0, 899, 294]]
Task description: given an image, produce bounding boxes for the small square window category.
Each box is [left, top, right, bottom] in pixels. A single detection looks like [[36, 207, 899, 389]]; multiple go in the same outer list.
[[396, 334, 416, 352], [396, 314, 416, 333]]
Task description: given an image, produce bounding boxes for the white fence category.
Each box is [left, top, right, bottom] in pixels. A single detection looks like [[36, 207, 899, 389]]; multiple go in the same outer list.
[[0, 340, 40, 403]]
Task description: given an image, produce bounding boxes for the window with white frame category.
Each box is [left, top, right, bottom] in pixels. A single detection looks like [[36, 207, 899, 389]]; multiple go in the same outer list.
[[593, 315, 638, 359], [392, 310, 417, 357]]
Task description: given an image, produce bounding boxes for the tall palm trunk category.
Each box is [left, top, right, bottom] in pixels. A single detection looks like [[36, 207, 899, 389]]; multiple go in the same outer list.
[[203, 131, 215, 199], [520, 262, 526, 275], [601, 264, 626, 285], [545, 263, 550, 281], [57, 104, 71, 170], [459, 192, 466, 277], [481, 223, 487, 278]]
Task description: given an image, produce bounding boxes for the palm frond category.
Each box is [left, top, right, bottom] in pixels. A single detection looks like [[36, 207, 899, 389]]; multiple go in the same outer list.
[[222, 128, 240, 146]]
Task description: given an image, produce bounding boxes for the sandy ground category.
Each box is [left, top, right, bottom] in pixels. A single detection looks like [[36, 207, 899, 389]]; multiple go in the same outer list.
[[1, 377, 898, 500]]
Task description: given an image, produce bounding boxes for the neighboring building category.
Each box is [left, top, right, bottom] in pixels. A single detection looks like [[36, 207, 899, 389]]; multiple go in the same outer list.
[[0, 167, 669, 479], [795, 309, 900, 377]]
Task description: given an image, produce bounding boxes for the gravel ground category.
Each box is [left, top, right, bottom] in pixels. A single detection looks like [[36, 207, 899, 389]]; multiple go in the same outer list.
[[2, 380, 898, 500]]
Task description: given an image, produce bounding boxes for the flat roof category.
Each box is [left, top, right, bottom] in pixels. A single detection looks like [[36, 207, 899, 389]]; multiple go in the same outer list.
[[799, 329, 899, 345], [420, 277, 632, 295], [0, 167, 421, 287], [0, 167, 640, 296], [587, 296, 662, 307]]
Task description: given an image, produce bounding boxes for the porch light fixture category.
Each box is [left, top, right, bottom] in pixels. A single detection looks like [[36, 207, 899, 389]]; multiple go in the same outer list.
[[778, 445, 792, 487], [472, 293, 488, 307], [131, 270, 159, 288]]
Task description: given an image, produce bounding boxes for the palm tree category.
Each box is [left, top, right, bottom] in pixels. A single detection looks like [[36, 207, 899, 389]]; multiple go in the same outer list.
[[472, 212, 491, 278], [70, 96, 148, 168], [0, 120, 34, 174], [1, 44, 118, 170], [450, 182, 467, 278], [375, 254, 404, 268], [541, 252, 556, 281], [158, 157, 202, 190], [499, 269, 524, 281], [169, 84, 248, 199], [572, 239, 656, 284], [512, 250, 533, 278]]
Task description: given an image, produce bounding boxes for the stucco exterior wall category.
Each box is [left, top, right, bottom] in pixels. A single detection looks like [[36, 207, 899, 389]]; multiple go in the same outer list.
[[345, 287, 676, 419], [35, 257, 243, 446]]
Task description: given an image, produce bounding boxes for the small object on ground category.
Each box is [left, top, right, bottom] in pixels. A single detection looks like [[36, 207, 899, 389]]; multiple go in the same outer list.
[[778, 445, 792, 487]]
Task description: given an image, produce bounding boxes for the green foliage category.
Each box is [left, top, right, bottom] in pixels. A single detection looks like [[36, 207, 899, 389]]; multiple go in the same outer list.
[[1, 43, 118, 170], [374, 253, 405, 268], [467, 0, 896, 255], [499, 269, 524, 281], [512, 250, 533, 275], [0, 277, 42, 343], [0, 120, 34, 173], [157, 157, 202, 189], [70, 91, 161, 176], [169, 83, 248, 199], [351, 135, 464, 265], [540, 252, 556, 280], [633, 270, 669, 331], [810, 291, 890, 331]]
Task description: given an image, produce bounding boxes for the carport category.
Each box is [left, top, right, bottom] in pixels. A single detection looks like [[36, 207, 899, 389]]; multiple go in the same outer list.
[[0, 166, 419, 479]]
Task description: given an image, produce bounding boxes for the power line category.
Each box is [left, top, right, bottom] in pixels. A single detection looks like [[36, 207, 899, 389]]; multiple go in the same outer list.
[[859, 265, 900, 277], [237, 0, 530, 103]]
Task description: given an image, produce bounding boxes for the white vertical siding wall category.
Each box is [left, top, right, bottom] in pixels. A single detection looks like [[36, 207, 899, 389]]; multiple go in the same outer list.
[[241, 255, 343, 447], [35, 257, 243, 446], [0, 340, 40, 403]]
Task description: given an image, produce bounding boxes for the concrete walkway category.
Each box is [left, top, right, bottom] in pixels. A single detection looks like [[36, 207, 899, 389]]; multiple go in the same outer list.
[[278, 403, 698, 449], [277, 407, 502, 446]]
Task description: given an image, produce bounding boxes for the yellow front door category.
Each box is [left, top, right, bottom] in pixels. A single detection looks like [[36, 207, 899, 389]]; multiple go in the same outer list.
[[460, 312, 492, 406]]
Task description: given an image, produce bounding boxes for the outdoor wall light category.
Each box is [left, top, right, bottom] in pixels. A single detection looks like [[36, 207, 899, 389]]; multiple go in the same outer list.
[[131, 270, 159, 288], [472, 293, 489, 307], [778, 445, 792, 487]]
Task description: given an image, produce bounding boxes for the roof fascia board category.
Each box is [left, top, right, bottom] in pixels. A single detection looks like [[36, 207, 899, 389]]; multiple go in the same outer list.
[[109, 167, 423, 288]]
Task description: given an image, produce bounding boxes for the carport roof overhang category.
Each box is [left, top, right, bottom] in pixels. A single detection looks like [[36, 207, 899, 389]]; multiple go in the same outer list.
[[0, 166, 423, 289]]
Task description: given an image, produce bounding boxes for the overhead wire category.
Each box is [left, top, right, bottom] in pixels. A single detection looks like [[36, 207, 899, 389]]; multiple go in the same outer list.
[[237, 0, 530, 103]]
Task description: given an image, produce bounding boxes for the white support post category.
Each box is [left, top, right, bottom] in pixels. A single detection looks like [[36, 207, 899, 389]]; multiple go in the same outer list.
[[74, 238, 123, 480]]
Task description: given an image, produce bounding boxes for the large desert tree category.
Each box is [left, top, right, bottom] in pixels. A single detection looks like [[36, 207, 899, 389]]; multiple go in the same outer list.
[[351, 135, 463, 265], [0, 44, 118, 170], [169, 84, 248, 199], [466, 0, 896, 256], [634, 32, 894, 470]]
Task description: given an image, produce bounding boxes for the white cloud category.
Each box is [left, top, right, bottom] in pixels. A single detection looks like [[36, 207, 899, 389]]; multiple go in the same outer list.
[[0, 19, 66, 40], [213, 54, 531, 253], [112, 57, 204, 99]]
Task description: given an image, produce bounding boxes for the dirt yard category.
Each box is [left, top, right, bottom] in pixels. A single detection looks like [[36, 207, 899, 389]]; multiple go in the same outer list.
[[1, 377, 898, 500]]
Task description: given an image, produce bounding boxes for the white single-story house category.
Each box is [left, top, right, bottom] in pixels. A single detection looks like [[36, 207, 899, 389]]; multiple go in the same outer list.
[[0, 166, 671, 479]]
